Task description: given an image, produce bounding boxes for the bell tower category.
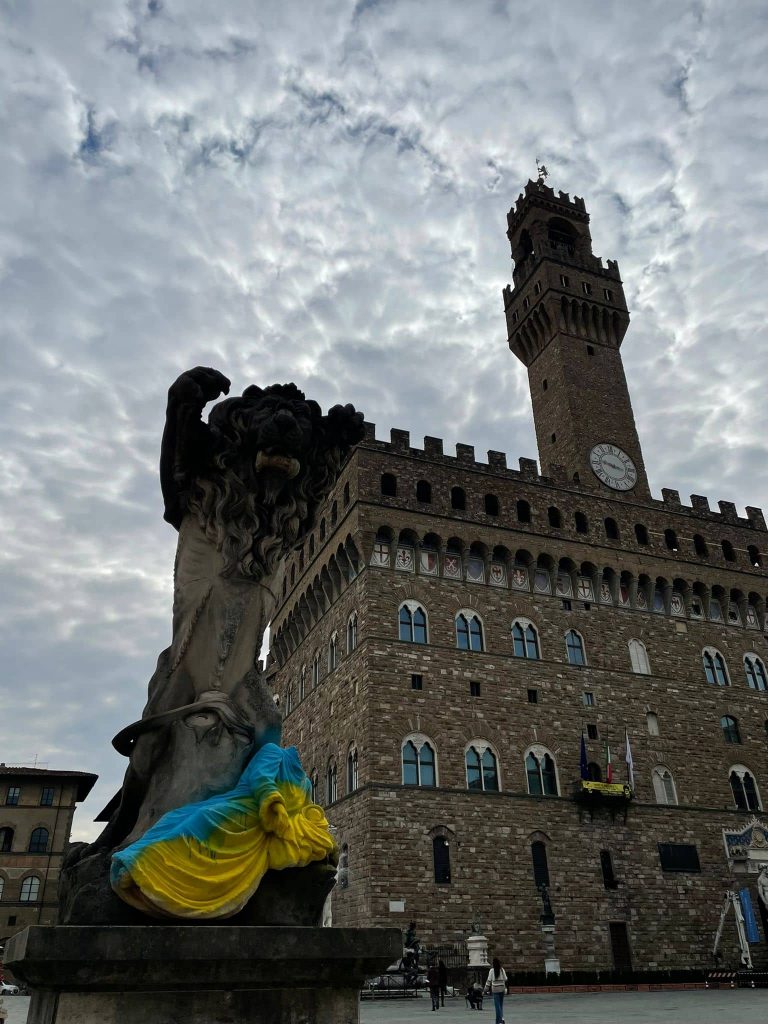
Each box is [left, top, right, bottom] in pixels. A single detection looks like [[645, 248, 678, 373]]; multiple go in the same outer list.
[[503, 178, 650, 499]]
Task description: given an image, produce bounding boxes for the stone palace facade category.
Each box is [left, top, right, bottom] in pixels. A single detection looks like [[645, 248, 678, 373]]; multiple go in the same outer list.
[[268, 180, 768, 973]]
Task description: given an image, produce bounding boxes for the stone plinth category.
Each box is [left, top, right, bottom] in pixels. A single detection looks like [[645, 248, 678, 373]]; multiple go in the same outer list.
[[6, 925, 401, 1024]]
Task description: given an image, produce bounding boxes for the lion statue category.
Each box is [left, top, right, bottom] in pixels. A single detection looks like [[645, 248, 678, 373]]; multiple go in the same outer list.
[[60, 367, 365, 925]]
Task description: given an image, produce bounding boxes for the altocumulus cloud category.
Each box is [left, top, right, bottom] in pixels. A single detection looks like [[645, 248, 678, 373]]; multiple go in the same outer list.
[[1, 0, 767, 839]]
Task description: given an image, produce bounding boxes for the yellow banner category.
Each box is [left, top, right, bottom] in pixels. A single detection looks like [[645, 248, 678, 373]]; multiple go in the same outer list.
[[581, 781, 632, 797]]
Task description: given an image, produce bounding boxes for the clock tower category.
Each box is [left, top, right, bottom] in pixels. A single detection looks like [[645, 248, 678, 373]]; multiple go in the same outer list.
[[503, 178, 650, 499]]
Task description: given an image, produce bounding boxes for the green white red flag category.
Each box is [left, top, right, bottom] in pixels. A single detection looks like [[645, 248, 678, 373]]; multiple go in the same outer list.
[[604, 741, 613, 783]]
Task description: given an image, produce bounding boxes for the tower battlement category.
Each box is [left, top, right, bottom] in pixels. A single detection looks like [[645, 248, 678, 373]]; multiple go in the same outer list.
[[506, 180, 588, 235]]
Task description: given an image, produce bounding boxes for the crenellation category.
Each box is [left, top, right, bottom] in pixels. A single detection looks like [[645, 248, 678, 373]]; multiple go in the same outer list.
[[362, 420, 376, 441], [718, 500, 738, 523], [424, 436, 444, 457], [746, 507, 767, 531], [456, 442, 475, 464], [488, 450, 507, 471], [690, 494, 710, 513], [661, 488, 681, 506], [519, 457, 539, 477], [390, 427, 410, 451]]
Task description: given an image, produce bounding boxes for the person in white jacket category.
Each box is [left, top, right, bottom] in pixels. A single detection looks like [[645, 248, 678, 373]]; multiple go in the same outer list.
[[484, 958, 507, 1023]]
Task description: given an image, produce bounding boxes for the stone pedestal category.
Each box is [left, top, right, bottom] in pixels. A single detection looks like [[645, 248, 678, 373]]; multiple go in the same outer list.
[[5, 925, 401, 1024], [466, 933, 489, 967]]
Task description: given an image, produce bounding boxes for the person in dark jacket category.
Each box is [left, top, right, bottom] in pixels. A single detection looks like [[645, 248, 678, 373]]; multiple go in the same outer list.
[[427, 962, 441, 1010]]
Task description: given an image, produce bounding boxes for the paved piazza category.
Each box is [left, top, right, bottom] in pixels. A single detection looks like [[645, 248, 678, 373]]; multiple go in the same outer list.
[[4, 990, 768, 1023]]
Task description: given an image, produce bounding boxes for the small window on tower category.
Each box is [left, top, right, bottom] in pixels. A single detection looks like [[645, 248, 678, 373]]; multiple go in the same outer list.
[[470, 681, 481, 697], [534, 281, 542, 295], [523, 297, 530, 310], [586, 723, 598, 740], [542, 379, 548, 391], [582, 692, 595, 706], [551, 433, 557, 443], [604, 289, 613, 301], [511, 310, 518, 322], [582, 282, 592, 295], [560, 274, 570, 287], [586, 345, 594, 356], [411, 674, 423, 691], [527, 688, 538, 704]]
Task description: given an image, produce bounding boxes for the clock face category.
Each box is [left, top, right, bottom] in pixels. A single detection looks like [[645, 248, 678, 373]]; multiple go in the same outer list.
[[589, 443, 637, 491]]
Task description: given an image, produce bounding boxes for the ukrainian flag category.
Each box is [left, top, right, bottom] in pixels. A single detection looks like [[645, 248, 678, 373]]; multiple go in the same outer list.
[[110, 743, 336, 919]]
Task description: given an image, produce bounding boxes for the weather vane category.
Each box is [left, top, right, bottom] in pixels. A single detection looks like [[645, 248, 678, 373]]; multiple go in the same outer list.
[[535, 158, 549, 185]]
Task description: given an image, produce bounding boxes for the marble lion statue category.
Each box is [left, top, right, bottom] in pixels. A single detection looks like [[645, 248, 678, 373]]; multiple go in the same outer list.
[[60, 367, 364, 925]]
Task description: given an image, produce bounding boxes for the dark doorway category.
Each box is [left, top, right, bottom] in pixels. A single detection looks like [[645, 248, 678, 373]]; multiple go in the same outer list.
[[609, 922, 632, 971]]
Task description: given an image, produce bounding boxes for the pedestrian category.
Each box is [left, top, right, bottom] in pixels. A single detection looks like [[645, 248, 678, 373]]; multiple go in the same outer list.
[[427, 961, 441, 1011], [484, 957, 507, 1024], [438, 959, 448, 1006]]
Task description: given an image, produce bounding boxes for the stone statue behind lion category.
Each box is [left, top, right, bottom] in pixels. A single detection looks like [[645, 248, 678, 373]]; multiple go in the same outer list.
[[60, 367, 364, 925]]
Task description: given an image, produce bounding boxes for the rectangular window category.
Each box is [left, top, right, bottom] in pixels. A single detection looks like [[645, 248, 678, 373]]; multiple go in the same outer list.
[[601, 850, 618, 889], [582, 692, 595, 706], [527, 688, 538, 704], [562, 599, 572, 611], [411, 674, 423, 691], [587, 723, 598, 740], [604, 288, 613, 301], [560, 274, 570, 287], [582, 282, 592, 295], [8, 915, 16, 926], [40, 788, 54, 806], [5, 787, 20, 806], [470, 681, 481, 697], [534, 281, 542, 294], [658, 843, 701, 873]]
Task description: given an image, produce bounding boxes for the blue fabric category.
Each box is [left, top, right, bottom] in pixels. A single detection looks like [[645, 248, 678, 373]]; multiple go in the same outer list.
[[740, 887, 760, 942], [493, 991, 504, 1022]]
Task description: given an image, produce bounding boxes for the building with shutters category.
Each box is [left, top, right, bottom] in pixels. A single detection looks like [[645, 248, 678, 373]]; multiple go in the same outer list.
[[0, 764, 96, 953], [268, 178, 768, 974]]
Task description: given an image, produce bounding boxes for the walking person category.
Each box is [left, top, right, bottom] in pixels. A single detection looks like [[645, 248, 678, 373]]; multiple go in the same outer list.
[[427, 961, 441, 1011], [438, 959, 448, 1007], [484, 957, 507, 1024]]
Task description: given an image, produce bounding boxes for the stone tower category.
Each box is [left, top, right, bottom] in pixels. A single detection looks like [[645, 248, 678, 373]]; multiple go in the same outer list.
[[503, 180, 650, 499]]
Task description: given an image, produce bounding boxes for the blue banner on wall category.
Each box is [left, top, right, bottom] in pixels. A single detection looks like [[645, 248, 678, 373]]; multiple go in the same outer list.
[[739, 888, 760, 943]]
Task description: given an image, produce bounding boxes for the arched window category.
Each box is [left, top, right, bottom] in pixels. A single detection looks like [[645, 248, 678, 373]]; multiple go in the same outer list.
[[451, 486, 466, 511], [516, 499, 531, 524], [381, 473, 397, 497], [320, 518, 326, 541], [416, 480, 432, 503], [721, 716, 741, 744], [330, 500, 338, 526], [730, 766, 761, 810], [635, 523, 649, 545], [0, 827, 12, 852], [402, 737, 437, 787], [512, 619, 540, 659], [28, 827, 49, 854], [20, 876, 41, 902], [604, 517, 620, 540], [525, 750, 558, 796], [286, 684, 293, 714], [328, 633, 338, 672], [456, 612, 484, 652], [0, 876, 3, 899], [748, 545, 762, 568], [310, 770, 318, 803], [433, 836, 451, 884], [722, 539, 736, 562], [531, 840, 550, 889], [347, 747, 359, 793], [465, 743, 499, 792], [312, 651, 321, 688], [399, 602, 428, 644], [703, 648, 729, 686], [664, 528, 678, 551], [745, 654, 768, 691], [300, 666, 306, 701], [347, 613, 358, 653], [652, 766, 678, 805], [343, 482, 350, 507], [575, 511, 588, 534], [693, 534, 708, 557], [484, 494, 500, 516], [628, 639, 651, 675], [646, 712, 660, 736], [548, 217, 577, 252], [548, 506, 562, 528], [565, 630, 586, 666], [326, 760, 338, 804]]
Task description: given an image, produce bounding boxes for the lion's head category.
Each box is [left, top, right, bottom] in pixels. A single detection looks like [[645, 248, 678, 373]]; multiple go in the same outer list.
[[188, 383, 364, 579]]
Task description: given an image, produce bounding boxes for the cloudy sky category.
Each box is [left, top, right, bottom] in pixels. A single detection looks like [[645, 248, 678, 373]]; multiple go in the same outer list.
[[2, 0, 767, 840]]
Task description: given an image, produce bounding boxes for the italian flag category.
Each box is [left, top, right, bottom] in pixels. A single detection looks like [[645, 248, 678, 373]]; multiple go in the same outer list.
[[605, 741, 613, 783]]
